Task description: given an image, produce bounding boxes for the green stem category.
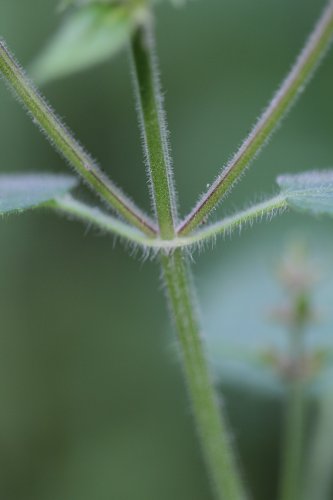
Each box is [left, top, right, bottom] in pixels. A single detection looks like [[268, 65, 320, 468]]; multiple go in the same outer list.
[[178, 0, 333, 235], [50, 193, 287, 250], [303, 390, 333, 500], [49, 195, 153, 247], [130, 22, 176, 239], [161, 250, 246, 500], [190, 194, 287, 246], [279, 327, 306, 500], [131, 17, 246, 500], [0, 40, 156, 236]]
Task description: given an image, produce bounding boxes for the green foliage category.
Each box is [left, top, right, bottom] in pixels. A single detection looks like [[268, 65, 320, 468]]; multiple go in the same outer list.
[[31, 3, 141, 83], [0, 40, 156, 235], [0, 174, 77, 214], [59, 0, 119, 10], [1, 2, 333, 500], [59, 0, 185, 11], [277, 171, 333, 216]]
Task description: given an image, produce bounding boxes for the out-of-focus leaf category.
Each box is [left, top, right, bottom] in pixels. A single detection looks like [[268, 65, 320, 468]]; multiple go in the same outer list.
[[169, 0, 189, 6], [59, 0, 119, 11], [61, 0, 114, 6], [0, 173, 78, 214], [59, 0, 183, 12], [31, 4, 139, 84], [277, 170, 333, 215]]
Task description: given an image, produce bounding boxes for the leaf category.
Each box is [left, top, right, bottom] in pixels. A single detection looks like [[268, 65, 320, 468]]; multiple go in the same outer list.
[[58, 0, 178, 12], [277, 170, 333, 215], [58, 0, 119, 11], [0, 173, 78, 214], [31, 4, 138, 84]]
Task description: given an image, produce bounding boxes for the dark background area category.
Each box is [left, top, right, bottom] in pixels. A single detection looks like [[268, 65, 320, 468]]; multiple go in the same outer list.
[[0, 0, 333, 499]]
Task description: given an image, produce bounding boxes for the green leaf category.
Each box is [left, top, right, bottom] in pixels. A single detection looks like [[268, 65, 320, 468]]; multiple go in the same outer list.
[[0, 173, 78, 214], [58, 0, 180, 11], [277, 170, 333, 215], [60, 0, 113, 7], [31, 4, 139, 84], [59, 0, 120, 11]]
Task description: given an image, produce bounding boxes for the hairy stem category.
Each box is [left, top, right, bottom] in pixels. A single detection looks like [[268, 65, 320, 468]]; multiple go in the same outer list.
[[130, 21, 176, 239], [49, 195, 152, 247], [178, 0, 333, 235], [50, 194, 287, 250], [190, 194, 287, 246], [131, 17, 246, 500], [303, 390, 333, 500], [161, 250, 246, 500], [279, 326, 306, 500], [0, 40, 156, 236]]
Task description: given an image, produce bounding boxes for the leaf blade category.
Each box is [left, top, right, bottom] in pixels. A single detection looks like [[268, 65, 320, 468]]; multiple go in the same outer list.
[[277, 170, 333, 215], [31, 4, 137, 84], [0, 173, 78, 214]]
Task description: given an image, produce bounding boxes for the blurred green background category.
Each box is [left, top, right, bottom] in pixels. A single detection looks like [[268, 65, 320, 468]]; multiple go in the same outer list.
[[0, 0, 333, 499]]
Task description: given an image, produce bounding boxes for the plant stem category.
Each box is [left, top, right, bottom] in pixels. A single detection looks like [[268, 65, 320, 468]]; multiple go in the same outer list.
[[51, 193, 287, 250], [0, 40, 156, 236], [131, 18, 246, 500], [279, 326, 306, 500], [130, 22, 176, 239], [178, 0, 333, 235], [190, 194, 287, 245], [303, 390, 333, 500], [49, 195, 153, 246], [161, 249, 246, 500]]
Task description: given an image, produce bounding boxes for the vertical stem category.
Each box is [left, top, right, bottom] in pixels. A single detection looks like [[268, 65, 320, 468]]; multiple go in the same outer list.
[[161, 249, 246, 500], [303, 390, 333, 500], [131, 21, 176, 239], [279, 327, 306, 500], [131, 17, 245, 500]]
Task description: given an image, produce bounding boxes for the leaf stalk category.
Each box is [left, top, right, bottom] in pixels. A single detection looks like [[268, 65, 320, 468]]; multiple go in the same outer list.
[[178, 0, 333, 235], [0, 39, 156, 236]]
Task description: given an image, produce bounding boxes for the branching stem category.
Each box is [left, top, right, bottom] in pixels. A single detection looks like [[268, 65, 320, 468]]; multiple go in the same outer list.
[[50, 193, 287, 250], [49, 195, 151, 246], [0, 40, 156, 236], [2, 2, 332, 499], [178, 0, 333, 235], [131, 17, 246, 500]]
